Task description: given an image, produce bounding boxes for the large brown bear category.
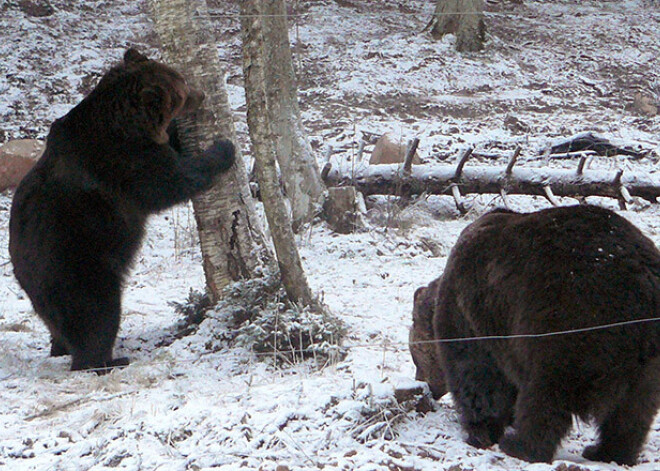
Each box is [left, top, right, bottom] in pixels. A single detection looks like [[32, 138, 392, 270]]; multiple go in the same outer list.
[[410, 205, 660, 465], [9, 48, 235, 373]]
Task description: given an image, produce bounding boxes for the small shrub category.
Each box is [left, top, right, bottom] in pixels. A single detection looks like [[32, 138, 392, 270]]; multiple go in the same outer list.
[[172, 272, 346, 368]]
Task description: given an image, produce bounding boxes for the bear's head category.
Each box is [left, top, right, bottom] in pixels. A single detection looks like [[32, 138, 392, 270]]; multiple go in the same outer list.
[[409, 279, 447, 399], [92, 48, 205, 144]]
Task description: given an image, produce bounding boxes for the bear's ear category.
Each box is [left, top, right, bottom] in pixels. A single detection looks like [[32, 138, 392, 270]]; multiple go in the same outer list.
[[124, 48, 149, 65], [413, 286, 427, 306]]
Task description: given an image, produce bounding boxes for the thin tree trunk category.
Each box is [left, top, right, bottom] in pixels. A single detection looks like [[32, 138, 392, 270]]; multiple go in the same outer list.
[[240, 0, 314, 307], [431, 0, 485, 52], [149, 0, 272, 301], [261, 0, 325, 232]]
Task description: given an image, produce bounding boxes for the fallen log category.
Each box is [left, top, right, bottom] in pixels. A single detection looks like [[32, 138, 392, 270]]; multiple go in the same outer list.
[[544, 132, 649, 159], [323, 162, 660, 203]]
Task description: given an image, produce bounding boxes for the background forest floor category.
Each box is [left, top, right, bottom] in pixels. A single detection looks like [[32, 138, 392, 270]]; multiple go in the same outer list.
[[1, 1, 660, 470]]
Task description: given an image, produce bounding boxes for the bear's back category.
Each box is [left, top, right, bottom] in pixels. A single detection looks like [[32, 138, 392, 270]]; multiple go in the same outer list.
[[442, 205, 660, 389]]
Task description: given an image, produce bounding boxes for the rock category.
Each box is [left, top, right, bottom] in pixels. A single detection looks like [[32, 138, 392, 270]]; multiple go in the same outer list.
[[632, 91, 658, 116], [418, 236, 446, 258], [504, 114, 531, 134], [322, 186, 367, 234], [554, 463, 592, 471], [18, 0, 55, 17], [0, 139, 44, 192], [369, 133, 422, 165], [394, 384, 426, 403], [394, 382, 436, 414]]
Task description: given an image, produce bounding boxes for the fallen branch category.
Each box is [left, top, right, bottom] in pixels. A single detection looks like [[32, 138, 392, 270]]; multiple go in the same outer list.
[[323, 163, 660, 202], [544, 132, 649, 159], [403, 138, 420, 175], [505, 147, 522, 176], [453, 147, 474, 180], [543, 185, 560, 206], [451, 184, 467, 214], [320, 145, 334, 181]]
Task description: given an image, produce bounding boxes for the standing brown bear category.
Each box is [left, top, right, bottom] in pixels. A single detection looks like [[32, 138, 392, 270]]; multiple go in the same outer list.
[[9, 48, 235, 373], [410, 205, 660, 465]]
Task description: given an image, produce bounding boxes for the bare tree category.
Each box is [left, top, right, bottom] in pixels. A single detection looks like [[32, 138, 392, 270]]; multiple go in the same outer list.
[[428, 0, 485, 52], [259, 0, 325, 232], [149, 0, 272, 301], [240, 0, 315, 307]]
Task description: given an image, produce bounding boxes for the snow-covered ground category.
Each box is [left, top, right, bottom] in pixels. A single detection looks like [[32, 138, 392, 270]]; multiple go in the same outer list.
[[1, 1, 660, 470]]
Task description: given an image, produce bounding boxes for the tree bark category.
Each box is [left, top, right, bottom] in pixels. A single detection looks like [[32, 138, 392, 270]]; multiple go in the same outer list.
[[240, 0, 314, 307], [430, 0, 485, 52], [324, 163, 660, 202], [261, 0, 325, 232], [149, 0, 272, 301]]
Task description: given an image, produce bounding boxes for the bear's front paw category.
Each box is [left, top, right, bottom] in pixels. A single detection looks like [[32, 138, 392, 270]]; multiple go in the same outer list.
[[465, 420, 500, 449], [499, 430, 553, 463], [466, 431, 493, 449], [204, 139, 236, 172]]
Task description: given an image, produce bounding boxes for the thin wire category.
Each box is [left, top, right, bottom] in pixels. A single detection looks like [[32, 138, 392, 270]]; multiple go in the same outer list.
[[0, 10, 556, 21], [408, 316, 660, 345], [202, 11, 494, 18], [5, 10, 643, 20], [10, 315, 655, 377]]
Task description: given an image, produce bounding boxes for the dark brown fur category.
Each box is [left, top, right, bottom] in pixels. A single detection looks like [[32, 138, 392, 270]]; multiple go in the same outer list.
[[410, 205, 660, 464], [9, 49, 235, 373], [409, 277, 446, 399]]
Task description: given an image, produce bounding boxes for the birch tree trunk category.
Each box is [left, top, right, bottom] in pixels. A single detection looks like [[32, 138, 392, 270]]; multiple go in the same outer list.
[[260, 0, 325, 232], [430, 0, 485, 52], [240, 0, 314, 307], [149, 0, 272, 301]]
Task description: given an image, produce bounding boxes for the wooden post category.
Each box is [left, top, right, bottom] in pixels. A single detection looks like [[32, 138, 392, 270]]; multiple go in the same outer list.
[[451, 184, 467, 214], [500, 188, 511, 210], [454, 147, 474, 180], [543, 185, 561, 206], [613, 169, 632, 210], [403, 138, 421, 175], [505, 147, 521, 176], [320, 146, 334, 182], [577, 155, 589, 176], [356, 140, 366, 163], [620, 186, 634, 206]]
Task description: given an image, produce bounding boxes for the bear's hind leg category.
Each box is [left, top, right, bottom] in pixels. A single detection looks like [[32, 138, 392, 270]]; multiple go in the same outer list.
[[28, 299, 70, 357], [499, 381, 572, 463], [583, 364, 660, 466], [50, 337, 69, 357], [59, 274, 129, 374]]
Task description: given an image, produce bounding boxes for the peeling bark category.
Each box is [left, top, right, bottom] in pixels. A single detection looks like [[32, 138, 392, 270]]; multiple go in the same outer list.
[[261, 0, 325, 231], [240, 0, 314, 307], [149, 0, 272, 301]]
